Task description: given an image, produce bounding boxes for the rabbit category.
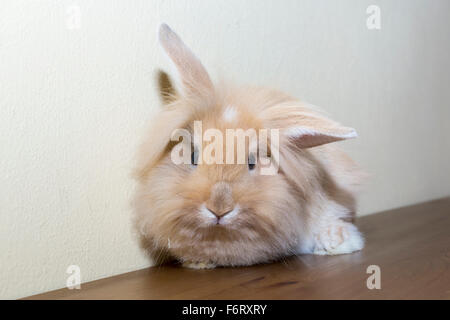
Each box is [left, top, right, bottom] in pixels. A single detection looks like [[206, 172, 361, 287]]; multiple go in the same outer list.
[[132, 24, 365, 269]]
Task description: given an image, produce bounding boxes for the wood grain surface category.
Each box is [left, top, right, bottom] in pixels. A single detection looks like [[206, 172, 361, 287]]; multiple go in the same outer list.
[[26, 197, 450, 299]]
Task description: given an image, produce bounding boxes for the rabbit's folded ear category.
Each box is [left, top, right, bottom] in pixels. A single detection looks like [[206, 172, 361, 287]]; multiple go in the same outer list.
[[261, 104, 357, 148], [158, 24, 214, 99]]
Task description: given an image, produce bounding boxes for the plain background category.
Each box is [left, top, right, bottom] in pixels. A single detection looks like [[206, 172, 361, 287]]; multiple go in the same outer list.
[[1, 0, 449, 299]]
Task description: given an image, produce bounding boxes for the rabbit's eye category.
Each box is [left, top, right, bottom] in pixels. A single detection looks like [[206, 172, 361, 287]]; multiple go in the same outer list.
[[191, 149, 199, 166], [248, 153, 256, 171]]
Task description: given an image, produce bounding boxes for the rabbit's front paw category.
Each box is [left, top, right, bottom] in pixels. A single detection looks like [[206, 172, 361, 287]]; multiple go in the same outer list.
[[182, 261, 216, 269], [313, 221, 364, 255]]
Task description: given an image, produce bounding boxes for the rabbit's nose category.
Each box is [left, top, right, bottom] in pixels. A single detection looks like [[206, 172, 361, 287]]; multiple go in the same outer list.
[[206, 206, 234, 218], [206, 181, 235, 218]]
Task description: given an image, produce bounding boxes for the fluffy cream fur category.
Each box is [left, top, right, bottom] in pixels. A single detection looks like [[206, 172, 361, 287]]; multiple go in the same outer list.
[[132, 24, 365, 268]]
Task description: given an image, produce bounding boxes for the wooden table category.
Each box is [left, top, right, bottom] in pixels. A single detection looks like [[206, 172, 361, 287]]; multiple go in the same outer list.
[[27, 198, 450, 299]]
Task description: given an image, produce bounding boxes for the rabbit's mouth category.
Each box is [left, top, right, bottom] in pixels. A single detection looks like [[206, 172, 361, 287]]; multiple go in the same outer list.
[[198, 203, 240, 227]]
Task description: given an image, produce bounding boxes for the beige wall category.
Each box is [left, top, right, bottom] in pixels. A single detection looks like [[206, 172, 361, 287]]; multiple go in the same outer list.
[[1, 0, 449, 299]]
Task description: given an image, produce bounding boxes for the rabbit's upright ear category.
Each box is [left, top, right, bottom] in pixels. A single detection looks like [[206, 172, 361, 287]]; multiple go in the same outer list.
[[158, 24, 214, 99], [156, 70, 178, 105], [261, 104, 357, 148]]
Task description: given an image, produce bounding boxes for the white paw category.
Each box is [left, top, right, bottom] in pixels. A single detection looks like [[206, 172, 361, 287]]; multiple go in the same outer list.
[[182, 261, 216, 269], [313, 221, 364, 255]]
